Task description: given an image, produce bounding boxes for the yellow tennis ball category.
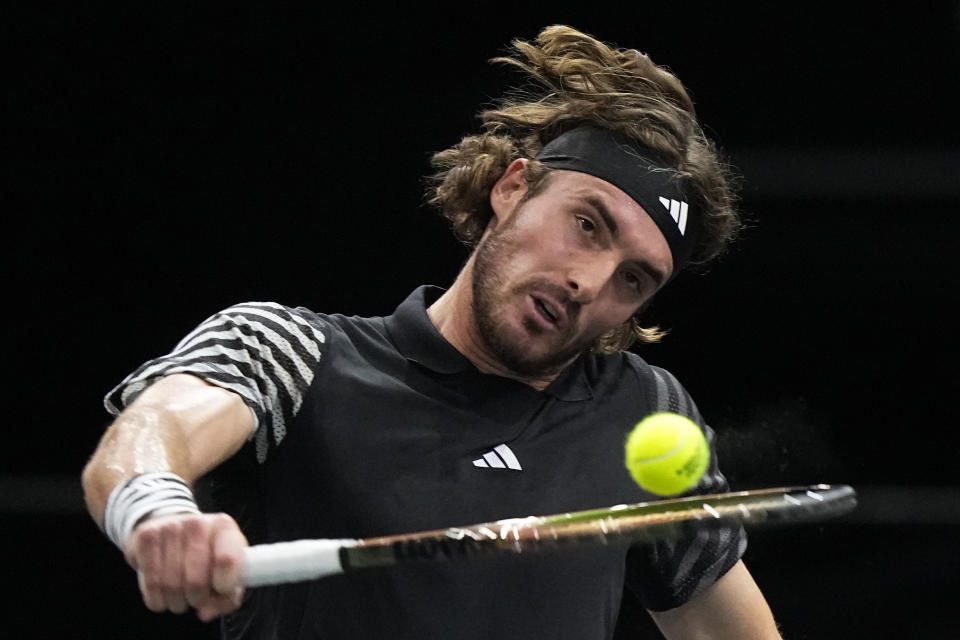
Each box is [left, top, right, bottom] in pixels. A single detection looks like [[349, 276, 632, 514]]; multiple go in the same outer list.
[[625, 412, 710, 496]]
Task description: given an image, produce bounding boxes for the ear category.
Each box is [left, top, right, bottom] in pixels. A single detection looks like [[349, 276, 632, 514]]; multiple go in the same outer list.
[[489, 158, 529, 225]]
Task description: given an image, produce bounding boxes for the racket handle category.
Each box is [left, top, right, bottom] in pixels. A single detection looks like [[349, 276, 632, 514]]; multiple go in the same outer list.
[[242, 539, 359, 587]]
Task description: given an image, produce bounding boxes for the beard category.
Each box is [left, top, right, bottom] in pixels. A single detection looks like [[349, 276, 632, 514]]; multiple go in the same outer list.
[[471, 219, 596, 379]]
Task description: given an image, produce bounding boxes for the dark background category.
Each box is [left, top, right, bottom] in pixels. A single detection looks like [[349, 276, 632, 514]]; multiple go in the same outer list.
[[6, 3, 959, 638]]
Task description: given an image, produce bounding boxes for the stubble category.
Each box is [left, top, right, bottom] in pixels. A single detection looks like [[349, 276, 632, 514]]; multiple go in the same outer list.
[[470, 217, 594, 379]]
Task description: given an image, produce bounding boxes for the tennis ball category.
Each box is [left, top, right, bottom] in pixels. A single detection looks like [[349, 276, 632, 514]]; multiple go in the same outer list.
[[625, 412, 709, 496]]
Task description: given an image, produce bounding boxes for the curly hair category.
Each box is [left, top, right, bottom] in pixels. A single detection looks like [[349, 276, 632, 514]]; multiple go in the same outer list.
[[427, 25, 742, 351]]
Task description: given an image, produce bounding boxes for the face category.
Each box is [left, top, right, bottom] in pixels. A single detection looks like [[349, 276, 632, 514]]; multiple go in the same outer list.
[[471, 164, 673, 378]]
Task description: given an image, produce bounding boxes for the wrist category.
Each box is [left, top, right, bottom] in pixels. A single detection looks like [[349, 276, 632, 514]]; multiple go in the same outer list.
[[103, 472, 201, 551]]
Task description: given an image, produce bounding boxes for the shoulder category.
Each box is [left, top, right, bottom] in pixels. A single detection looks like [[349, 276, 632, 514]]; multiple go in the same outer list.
[[105, 300, 334, 431], [190, 301, 328, 344], [189, 301, 394, 355], [617, 352, 703, 422], [588, 351, 700, 419]]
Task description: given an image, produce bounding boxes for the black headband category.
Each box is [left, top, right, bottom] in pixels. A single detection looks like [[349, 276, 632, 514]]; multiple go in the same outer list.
[[536, 126, 697, 273]]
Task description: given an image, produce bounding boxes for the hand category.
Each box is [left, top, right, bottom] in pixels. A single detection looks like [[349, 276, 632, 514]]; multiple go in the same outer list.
[[125, 512, 248, 621]]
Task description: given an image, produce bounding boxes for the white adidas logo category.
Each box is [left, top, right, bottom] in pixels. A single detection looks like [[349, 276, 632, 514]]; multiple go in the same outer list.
[[472, 444, 522, 471], [658, 197, 688, 235]]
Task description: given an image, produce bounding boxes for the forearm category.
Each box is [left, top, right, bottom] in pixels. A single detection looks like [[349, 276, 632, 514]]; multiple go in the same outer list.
[[649, 561, 781, 640], [82, 373, 254, 528]]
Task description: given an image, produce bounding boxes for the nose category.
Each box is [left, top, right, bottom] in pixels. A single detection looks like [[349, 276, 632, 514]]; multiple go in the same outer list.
[[566, 257, 617, 303]]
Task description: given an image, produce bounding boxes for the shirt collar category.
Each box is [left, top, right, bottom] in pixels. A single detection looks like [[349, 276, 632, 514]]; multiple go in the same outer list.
[[384, 286, 593, 401], [385, 286, 474, 375]]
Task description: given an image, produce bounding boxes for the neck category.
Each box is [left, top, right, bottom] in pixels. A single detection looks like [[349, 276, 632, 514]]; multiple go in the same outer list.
[[427, 255, 557, 391]]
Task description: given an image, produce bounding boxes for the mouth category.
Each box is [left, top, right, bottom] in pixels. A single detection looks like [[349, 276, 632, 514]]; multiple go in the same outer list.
[[533, 296, 562, 326]]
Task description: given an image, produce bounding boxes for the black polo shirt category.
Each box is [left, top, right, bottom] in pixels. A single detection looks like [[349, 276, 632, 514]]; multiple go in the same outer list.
[[106, 286, 745, 639]]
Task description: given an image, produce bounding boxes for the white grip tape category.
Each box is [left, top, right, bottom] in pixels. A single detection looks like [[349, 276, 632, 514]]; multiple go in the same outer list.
[[241, 539, 360, 587]]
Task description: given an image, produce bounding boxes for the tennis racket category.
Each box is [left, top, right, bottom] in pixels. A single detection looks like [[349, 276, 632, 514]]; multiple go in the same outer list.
[[242, 483, 855, 587]]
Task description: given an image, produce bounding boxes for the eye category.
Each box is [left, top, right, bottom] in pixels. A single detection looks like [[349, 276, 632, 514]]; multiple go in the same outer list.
[[576, 215, 596, 234], [623, 270, 644, 293]]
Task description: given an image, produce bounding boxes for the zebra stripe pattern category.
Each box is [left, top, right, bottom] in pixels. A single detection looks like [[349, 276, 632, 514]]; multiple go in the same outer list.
[[104, 302, 326, 463]]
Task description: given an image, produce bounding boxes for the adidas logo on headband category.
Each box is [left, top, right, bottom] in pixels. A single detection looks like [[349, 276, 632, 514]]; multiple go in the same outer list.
[[658, 197, 688, 236]]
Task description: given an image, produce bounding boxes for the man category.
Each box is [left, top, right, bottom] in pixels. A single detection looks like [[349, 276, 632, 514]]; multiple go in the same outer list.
[[83, 26, 781, 638]]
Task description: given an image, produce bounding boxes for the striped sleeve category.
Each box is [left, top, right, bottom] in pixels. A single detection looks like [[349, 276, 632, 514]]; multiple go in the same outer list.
[[103, 302, 327, 463], [624, 365, 748, 611]]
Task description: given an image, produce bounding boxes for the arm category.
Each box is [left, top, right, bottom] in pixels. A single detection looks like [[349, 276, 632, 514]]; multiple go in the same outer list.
[[648, 560, 781, 640], [82, 373, 255, 621]]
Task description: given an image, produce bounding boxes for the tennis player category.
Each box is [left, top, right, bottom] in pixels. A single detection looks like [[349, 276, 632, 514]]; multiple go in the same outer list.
[[83, 26, 781, 638]]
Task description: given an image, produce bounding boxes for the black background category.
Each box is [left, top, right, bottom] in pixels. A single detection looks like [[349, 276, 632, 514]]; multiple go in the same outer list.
[[6, 3, 960, 638]]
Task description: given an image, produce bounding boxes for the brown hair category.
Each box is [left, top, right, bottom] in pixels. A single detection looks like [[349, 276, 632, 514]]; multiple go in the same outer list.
[[427, 25, 742, 351]]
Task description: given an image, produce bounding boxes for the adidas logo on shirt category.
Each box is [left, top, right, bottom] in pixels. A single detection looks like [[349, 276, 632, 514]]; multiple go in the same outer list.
[[658, 197, 688, 235], [472, 444, 522, 471]]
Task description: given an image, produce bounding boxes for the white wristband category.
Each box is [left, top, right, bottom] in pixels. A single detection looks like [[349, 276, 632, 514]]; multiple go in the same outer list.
[[103, 472, 201, 551]]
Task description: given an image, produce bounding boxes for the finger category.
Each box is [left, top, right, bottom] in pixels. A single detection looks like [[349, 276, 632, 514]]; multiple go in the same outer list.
[[182, 517, 212, 609], [195, 588, 244, 623], [132, 526, 167, 613], [210, 515, 248, 597], [159, 519, 188, 614]]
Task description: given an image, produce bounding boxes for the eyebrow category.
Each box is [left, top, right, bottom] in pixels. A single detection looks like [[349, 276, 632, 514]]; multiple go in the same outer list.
[[580, 194, 668, 288], [583, 195, 619, 237]]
